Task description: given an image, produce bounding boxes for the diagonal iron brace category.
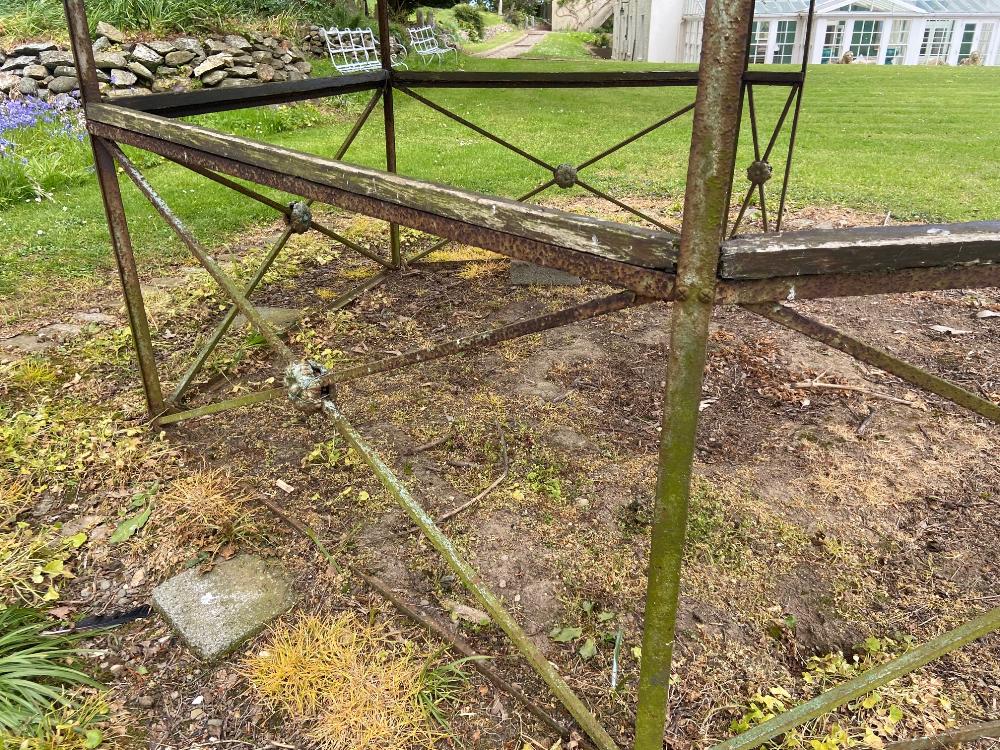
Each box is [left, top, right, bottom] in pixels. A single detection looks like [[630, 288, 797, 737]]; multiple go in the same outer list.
[[110, 144, 295, 364]]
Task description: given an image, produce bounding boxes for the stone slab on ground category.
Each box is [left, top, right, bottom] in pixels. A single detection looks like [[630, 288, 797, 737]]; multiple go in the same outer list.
[[151, 554, 295, 661], [509, 261, 581, 287]]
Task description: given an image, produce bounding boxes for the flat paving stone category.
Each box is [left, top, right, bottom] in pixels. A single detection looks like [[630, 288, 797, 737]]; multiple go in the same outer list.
[[509, 261, 581, 287], [152, 554, 295, 661]]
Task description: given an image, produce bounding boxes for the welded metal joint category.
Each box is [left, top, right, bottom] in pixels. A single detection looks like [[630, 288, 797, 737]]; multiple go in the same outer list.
[[747, 160, 773, 184], [285, 360, 333, 410], [554, 163, 578, 189], [286, 201, 312, 233]]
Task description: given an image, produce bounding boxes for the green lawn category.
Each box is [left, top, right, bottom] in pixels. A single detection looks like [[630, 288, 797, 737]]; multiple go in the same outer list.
[[1, 56, 998, 301], [520, 31, 601, 59]]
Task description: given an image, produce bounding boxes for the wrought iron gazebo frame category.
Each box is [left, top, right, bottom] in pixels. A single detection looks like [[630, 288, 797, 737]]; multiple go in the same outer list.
[[63, 0, 1000, 746]]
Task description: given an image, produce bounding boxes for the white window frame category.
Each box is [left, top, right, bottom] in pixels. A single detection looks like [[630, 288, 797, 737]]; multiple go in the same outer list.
[[919, 19, 955, 63], [772, 19, 799, 63]]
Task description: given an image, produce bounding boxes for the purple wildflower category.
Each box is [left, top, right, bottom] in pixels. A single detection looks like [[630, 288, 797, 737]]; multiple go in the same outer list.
[[0, 94, 85, 161]]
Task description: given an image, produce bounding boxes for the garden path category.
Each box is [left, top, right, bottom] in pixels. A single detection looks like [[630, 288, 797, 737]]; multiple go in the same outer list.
[[476, 29, 549, 58]]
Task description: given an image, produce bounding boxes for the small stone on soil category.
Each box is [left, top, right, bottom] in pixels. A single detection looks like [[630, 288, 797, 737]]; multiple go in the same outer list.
[[151, 554, 295, 661]]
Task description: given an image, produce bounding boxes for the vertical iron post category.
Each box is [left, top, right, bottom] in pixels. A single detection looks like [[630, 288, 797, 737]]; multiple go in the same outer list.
[[722, 0, 756, 237], [632, 0, 753, 747], [376, 0, 402, 267], [63, 0, 165, 419], [775, 0, 817, 230]]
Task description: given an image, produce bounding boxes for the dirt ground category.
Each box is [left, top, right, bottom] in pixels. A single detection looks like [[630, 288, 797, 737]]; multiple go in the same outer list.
[[1, 199, 998, 750]]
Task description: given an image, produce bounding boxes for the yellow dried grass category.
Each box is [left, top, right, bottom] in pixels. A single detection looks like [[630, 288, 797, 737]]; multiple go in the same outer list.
[[242, 613, 439, 750], [156, 469, 258, 545]]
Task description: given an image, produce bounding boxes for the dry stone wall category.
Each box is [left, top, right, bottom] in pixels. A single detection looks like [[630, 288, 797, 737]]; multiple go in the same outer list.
[[0, 22, 313, 101]]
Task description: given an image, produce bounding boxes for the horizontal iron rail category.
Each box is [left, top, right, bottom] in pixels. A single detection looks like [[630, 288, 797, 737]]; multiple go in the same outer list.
[[711, 606, 1000, 750], [109, 71, 387, 117], [746, 301, 1000, 423], [721, 222, 1000, 279], [85, 103, 681, 299], [321, 290, 649, 387], [393, 70, 804, 88]]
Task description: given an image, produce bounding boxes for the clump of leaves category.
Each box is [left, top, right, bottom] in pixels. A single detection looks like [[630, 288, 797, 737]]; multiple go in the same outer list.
[[416, 652, 477, 730], [730, 635, 959, 749], [242, 613, 440, 750], [2, 689, 109, 750], [3, 357, 59, 391], [0, 524, 86, 606], [0, 608, 101, 733], [526, 462, 563, 503]]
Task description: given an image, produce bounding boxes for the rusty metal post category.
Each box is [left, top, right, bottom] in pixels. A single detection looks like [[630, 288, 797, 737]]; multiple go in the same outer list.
[[632, 0, 753, 746], [376, 0, 401, 267], [63, 0, 165, 419]]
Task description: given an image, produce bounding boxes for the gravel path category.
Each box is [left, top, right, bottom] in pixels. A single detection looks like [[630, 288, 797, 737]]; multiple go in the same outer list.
[[476, 30, 549, 58]]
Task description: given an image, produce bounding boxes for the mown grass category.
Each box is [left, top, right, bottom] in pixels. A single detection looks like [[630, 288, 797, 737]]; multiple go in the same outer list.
[[0, 55, 997, 300], [520, 30, 600, 59]]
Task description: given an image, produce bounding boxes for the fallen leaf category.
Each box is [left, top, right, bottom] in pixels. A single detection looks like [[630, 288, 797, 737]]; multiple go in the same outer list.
[[109, 506, 152, 544], [550, 626, 582, 643]]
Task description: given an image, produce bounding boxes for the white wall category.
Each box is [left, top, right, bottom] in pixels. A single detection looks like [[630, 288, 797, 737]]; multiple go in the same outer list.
[[645, 0, 686, 61]]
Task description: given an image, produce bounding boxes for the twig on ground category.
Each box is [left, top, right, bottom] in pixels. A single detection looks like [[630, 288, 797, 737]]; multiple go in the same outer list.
[[437, 422, 510, 523], [856, 407, 877, 436], [256, 496, 588, 748], [405, 430, 454, 455], [792, 380, 921, 408]]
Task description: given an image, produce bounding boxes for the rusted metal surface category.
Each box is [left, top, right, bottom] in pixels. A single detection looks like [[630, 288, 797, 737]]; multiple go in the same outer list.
[[170, 224, 295, 405], [393, 70, 804, 88], [158, 387, 286, 425], [174, 164, 393, 268], [376, 0, 401, 267], [64, 0, 164, 417], [85, 105, 681, 298], [320, 291, 649, 387], [633, 0, 754, 748], [746, 302, 1000, 423], [729, 85, 797, 238], [718, 264, 1000, 303], [775, 0, 818, 230], [110, 145, 296, 363]]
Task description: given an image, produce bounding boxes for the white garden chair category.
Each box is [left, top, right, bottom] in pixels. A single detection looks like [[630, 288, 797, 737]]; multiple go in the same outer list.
[[406, 25, 458, 64], [321, 27, 407, 73]]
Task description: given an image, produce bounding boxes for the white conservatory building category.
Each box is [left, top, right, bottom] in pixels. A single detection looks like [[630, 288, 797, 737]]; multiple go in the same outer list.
[[612, 0, 1000, 65]]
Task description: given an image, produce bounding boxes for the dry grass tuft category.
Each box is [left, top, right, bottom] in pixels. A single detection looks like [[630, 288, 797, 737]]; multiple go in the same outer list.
[[243, 613, 439, 750], [156, 469, 259, 546]]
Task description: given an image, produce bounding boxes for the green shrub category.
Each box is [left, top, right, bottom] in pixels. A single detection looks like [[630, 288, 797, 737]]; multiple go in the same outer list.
[[451, 2, 484, 41], [0, 0, 373, 38], [503, 8, 526, 26]]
